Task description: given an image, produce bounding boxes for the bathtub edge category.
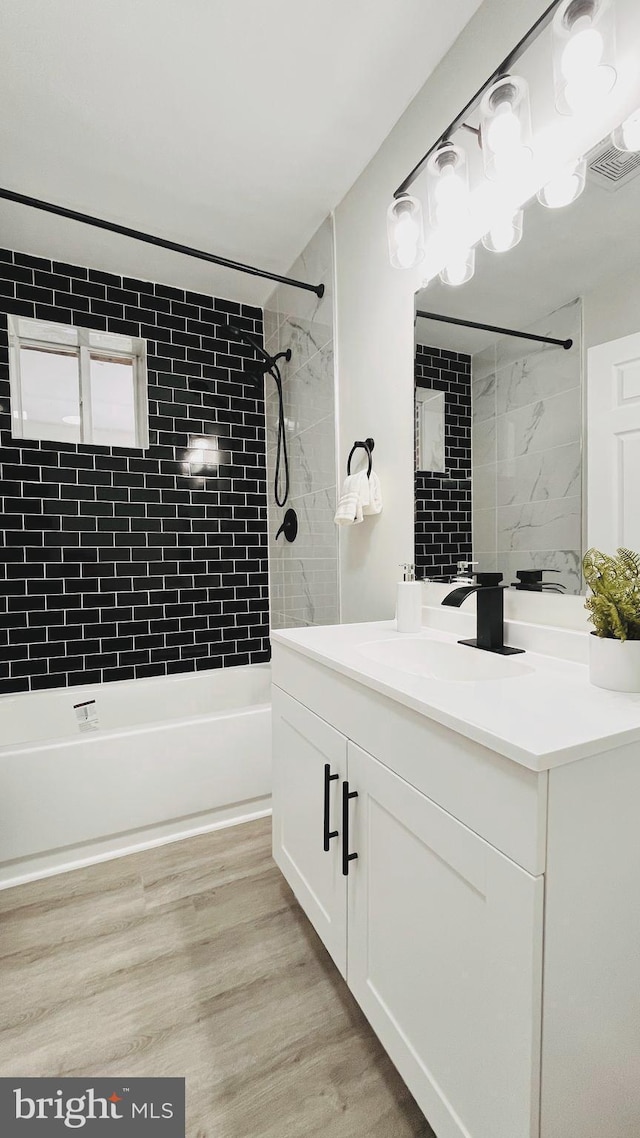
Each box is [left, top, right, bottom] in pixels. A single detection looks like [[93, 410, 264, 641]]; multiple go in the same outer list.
[[0, 797, 272, 892]]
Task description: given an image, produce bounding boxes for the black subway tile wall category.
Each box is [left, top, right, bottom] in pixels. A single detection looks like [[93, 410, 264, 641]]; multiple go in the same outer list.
[[0, 249, 269, 694], [414, 344, 472, 580]]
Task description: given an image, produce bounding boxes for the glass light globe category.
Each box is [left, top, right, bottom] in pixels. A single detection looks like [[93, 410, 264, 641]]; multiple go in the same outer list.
[[439, 246, 475, 286], [480, 75, 533, 182], [561, 25, 604, 79], [564, 62, 616, 112], [444, 259, 469, 286], [614, 109, 640, 152], [396, 212, 420, 243], [538, 158, 586, 208], [487, 107, 522, 152], [386, 194, 425, 269], [553, 0, 617, 115], [395, 215, 421, 268], [482, 209, 523, 253], [432, 180, 462, 227], [427, 143, 469, 229], [491, 222, 516, 251], [434, 169, 467, 227], [434, 170, 466, 202]]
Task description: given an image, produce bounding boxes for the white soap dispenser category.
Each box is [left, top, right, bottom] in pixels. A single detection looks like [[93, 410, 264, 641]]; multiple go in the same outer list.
[[396, 563, 422, 634]]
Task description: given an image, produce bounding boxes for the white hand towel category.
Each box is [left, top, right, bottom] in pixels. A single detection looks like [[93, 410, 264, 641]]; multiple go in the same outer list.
[[334, 471, 369, 526], [362, 471, 383, 515]]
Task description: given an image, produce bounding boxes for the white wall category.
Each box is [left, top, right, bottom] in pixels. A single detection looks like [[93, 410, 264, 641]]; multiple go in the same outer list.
[[333, 0, 553, 623], [584, 261, 640, 350]]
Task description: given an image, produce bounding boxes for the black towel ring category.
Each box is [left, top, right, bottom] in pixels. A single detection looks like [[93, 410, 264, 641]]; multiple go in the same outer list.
[[347, 437, 375, 478]]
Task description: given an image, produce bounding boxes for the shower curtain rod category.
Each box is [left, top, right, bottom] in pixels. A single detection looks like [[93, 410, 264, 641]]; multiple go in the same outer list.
[[0, 187, 325, 299], [415, 309, 573, 350]]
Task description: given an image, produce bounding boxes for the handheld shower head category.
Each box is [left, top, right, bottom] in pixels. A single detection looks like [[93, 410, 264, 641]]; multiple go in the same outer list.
[[219, 321, 269, 363], [216, 321, 292, 508], [218, 322, 291, 376]]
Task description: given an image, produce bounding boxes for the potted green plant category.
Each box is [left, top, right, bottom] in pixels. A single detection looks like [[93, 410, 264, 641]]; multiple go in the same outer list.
[[583, 547, 640, 692]]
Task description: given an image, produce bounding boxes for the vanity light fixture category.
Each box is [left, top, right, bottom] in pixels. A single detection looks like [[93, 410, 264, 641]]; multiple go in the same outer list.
[[389, 2, 560, 203], [386, 2, 561, 281], [386, 193, 425, 269], [537, 156, 586, 206], [480, 76, 533, 182], [612, 107, 640, 151], [552, 0, 617, 115], [386, 0, 627, 283]]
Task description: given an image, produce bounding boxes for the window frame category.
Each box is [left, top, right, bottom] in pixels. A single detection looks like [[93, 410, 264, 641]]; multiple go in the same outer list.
[[7, 316, 149, 449]]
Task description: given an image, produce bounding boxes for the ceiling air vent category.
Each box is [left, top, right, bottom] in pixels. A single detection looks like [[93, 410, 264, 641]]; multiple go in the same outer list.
[[587, 141, 640, 192]]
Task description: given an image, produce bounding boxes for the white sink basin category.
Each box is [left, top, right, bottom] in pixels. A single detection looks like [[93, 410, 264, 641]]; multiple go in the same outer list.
[[357, 636, 534, 682]]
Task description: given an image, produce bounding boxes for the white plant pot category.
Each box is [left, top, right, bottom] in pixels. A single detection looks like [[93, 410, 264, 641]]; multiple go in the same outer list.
[[589, 633, 640, 693]]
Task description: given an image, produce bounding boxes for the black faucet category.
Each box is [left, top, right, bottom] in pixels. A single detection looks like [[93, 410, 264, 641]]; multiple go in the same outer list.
[[512, 569, 565, 593], [442, 572, 525, 656]]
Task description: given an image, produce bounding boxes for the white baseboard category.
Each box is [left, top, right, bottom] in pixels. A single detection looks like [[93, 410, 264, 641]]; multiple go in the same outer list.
[[0, 797, 272, 891]]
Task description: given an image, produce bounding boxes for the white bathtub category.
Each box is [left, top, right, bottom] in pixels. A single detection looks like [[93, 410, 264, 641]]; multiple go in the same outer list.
[[0, 664, 272, 889]]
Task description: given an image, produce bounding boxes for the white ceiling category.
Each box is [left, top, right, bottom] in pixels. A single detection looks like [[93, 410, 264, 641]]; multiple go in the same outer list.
[[0, 0, 482, 305]]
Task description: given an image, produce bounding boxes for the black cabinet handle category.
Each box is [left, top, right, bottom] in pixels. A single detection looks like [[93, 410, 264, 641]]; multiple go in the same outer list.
[[323, 763, 339, 852], [342, 780, 358, 876]]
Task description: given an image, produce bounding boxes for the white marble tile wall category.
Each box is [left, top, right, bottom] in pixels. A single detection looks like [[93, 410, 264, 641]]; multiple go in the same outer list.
[[264, 216, 338, 630], [472, 299, 583, 594]]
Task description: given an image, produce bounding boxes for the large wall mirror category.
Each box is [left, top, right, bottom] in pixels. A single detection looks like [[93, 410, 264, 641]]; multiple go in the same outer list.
[[411, 0, 640, 596]]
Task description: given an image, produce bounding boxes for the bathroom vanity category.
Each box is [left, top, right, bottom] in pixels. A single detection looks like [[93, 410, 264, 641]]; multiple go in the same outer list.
[[271, 620, 640, 1138]]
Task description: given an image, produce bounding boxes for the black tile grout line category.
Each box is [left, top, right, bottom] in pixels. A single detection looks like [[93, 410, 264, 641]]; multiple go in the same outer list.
[[0, 249, 270, 694], [414, 343, 472, 581]]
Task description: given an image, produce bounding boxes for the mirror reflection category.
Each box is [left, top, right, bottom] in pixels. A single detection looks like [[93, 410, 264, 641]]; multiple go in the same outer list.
[[415, 124, 640, 596], [415, 387, 446, 472]]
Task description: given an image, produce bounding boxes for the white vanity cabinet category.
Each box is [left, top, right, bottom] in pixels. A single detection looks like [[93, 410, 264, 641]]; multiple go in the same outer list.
[[271, 686, 347, 974], [272, 685, 543, 1138], [271, 631, 640, 1138], [347, 741, 543, 1138]]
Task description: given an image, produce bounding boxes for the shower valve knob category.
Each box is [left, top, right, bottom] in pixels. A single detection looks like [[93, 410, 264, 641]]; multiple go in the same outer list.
[[275, 508, 298, 543]]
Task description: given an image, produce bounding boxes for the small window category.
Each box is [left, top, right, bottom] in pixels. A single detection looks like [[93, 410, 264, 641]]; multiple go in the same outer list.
[[8, 316, 148, 448]]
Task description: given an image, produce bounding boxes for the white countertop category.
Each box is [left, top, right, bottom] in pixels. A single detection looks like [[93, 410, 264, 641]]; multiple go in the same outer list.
[[271, 620, 640, 771]]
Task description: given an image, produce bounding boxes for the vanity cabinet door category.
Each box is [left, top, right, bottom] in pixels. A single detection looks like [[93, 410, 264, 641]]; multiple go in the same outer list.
[[272, 686, 348, 975], [346, 741, 544, 1138]]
